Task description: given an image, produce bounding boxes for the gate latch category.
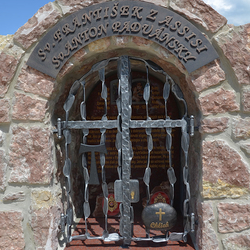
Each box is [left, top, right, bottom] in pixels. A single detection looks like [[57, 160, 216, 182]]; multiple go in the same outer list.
[[114, 179, 140, 203]]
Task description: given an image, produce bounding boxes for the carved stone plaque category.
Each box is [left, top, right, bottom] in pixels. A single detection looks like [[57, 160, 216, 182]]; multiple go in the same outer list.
[[27, 0, 218, 78]]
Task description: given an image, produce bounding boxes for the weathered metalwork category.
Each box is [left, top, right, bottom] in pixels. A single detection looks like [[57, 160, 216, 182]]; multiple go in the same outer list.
[[56, 56, 196, 248], [27, 0, 218, 78]]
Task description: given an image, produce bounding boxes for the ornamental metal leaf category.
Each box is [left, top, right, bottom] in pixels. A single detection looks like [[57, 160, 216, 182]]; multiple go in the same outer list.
[[143, 167, 151, 186], [100, 153, 105, 167], [69, 80, 80, 95], [147, 135, 153, 152], [83, 167, 89, 183], [80, 102, 86, 120], [103, 197, 108, 215], [101, 83, 107, 100], [102, 183, 109, 197], [63, 130, 71, 144], [66, 207, 73, 225], [63, 94, 75, 112], [99, 68, 105, 82], [143, 82, 150, 103], [163, 80, 170, 100], [63, 158, 71, 178], [181, 132, 190, 153], [91, 59, 109, 72], [167, 167, 176, 185], [83, 201, 91, 219]]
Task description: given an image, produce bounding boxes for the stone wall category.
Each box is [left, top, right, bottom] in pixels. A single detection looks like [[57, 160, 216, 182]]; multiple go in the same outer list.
[[0, 0, 249, 249]]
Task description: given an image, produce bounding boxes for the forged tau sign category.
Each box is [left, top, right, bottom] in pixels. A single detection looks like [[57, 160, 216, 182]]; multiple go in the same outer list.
[[27, 0, 219, 78]]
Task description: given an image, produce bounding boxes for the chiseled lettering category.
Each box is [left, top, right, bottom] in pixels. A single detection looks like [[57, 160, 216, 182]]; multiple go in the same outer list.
[[98, 23, 109, 36], [132, 6, 143, 20], [81, 29, 89, 42], [196, 45, 208, 54], [62, 23, 75, 36], [54, 29, 62, 42], [38, 49, 46, 61], [119, 21, 130, 33], [103, 7, 109, 19], [168, 39, 179, 49], [147, 9, 158, 21], [130, 22, 141, 33], [177, 26, 190, 36], [52, 56, 60, 68], [112, 21, 121, 32], [185, 32, 196, 41], [89, 27, 98, 38], [148, 27, 165, 40], [111, 3, 118, 18], [183, 52, 196, 62], [142, 24, 154, 35], [170, 21, 182, 31], [120, 5, 130, 16], [159, 16, 173, 27], [190, 38, 202, 48], [82, 11, 92, 25], [93, 7, 102, 21], [72, 16, 82, 29], [44, 43, 51, 52], [71, 33, 82, 49], [174, 44, 188, 59], [64, 42, 74, 57]]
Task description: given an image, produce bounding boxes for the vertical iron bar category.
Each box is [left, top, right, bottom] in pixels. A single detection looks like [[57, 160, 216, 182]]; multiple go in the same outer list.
[[119, 56, 132, 246]]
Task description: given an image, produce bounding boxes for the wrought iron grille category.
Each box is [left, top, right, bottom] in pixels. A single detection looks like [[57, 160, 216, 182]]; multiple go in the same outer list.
[[55, 56, 195, 247]]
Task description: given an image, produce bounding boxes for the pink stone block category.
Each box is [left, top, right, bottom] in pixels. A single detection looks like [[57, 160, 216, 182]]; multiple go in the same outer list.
[[200, 117, 229, 134], [170, 0, 227, 33], [9, 126, 53, 184], [0, 211, 25, 250], [202, 140, 250, 188], [14, 3, 62, 50], [0, 52, 19, 97], [16, 65, 55, 98], [0, 99, 10, 123], [12, 92, 47, 121], [218, 203, 250, 233], [199, 88, 239, 115]]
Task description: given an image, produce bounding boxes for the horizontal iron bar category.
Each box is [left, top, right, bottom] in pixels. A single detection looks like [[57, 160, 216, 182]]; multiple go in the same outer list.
[[61, 120, 118, 129], [129, 119, 186, 128], [60, 119, 186, 130]]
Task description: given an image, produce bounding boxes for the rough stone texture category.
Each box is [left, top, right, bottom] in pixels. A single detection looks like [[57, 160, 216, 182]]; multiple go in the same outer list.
[[232, 117, 250, 140], [242, 86, 250, 112], [57, 0, 107, 14], [202, 180, 249, 199], [223, 234, 250, 250], [0, 35, 14, 51], [0, 149, 7, 192], [14, 3, 62, 50], [3, 191, 25, 203], [215, 24, 250, 85], [200, 117, 229, 134], [199, 88, 240, 115], [30, 190, 61, 250], [0, 52, 19, 97], [16, 64, 55, 98], [202, 140, 250, 188], [240, 141, 250, 155], [0, 211, 25, 250], [170, 0, 227, 33], [12, 92, 47, 121], [190, 61, 226, 93], [0, 99, 10, 123], [88, 37, 111, 52], [197, 202, 219, 250], [218, 203, 250, 233], [9, 126, 53, 184], [0, 130, 5, 146]]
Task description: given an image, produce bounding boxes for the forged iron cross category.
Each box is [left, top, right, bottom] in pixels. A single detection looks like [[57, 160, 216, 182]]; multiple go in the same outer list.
[[79, 143, 107, 185]]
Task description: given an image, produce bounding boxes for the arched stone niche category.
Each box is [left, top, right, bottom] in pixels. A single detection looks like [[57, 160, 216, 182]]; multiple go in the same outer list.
[[0, 0, 249, 250]]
